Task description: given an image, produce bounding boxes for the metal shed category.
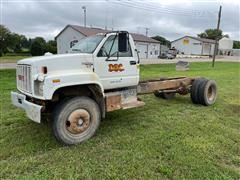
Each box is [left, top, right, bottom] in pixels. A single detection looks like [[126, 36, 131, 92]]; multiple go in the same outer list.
[[171, 36, 215, 56]]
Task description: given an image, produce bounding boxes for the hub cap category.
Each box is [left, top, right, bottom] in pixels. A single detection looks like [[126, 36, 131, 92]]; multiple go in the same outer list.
[[66, 109, 90, 134], [207, 85, 216, 101]]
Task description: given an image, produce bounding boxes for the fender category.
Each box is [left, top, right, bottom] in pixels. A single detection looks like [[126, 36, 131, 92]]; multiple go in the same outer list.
[[43, 71, 104, 100]]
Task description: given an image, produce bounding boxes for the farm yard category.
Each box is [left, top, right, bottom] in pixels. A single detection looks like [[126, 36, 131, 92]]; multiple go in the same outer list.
[[0, 62, 239, 179]]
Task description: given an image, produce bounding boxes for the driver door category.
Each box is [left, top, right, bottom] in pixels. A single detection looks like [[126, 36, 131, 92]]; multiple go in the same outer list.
[[94, 35, 139, 90]]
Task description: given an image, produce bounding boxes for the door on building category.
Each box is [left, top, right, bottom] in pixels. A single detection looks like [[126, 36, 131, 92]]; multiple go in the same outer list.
[[136, 43, 148, 59], [203, 43, 211, 55], [94, 35, 139, 90]]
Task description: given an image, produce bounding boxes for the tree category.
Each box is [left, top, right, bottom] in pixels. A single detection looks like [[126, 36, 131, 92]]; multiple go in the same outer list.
[[30, 37, 46, 56], [0, 25, 31, 55], [197, 28, 229, 40], [30, 37, 58, 56], [44, 40, 57, 54], [151, 36, 171, 47], [1, 25, 56, 56], [21, 36, 30, 49], [10, 33, 24, 53], [233, 41, 240, 49], [0, 25, 12, 55]]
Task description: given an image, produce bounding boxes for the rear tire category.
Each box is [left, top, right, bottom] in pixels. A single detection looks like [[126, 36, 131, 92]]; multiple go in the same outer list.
[[198, 80, 217, 106], [53, 96, 101, 145], [154, 91, 176, 100], [190, 78, 207, 104]]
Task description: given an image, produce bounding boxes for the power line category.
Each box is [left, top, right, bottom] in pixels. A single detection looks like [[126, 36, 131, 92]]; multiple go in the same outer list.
[[124, 0, 216, 16], [111, 0, 216, 18], [111, 2, 194, 17], [124, 1, 212, 17]]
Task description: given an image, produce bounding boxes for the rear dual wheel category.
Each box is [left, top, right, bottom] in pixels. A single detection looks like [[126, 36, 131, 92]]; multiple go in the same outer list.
[[190, 78, 217, 106]]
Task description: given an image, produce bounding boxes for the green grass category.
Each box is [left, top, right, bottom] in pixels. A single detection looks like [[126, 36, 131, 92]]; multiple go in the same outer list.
[[0, 55, 30, 63], [0, 62, 240, 179]]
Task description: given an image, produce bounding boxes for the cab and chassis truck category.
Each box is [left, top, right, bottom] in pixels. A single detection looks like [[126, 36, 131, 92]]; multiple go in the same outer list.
[[11, 32, 217, 145]]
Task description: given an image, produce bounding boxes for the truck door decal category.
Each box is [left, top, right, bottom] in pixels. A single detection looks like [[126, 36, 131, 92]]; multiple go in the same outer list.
[[108, 64, 125, 72]]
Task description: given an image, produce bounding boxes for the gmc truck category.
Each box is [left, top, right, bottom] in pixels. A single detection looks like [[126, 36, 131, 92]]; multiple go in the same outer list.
[[11, 31, 217, 145]]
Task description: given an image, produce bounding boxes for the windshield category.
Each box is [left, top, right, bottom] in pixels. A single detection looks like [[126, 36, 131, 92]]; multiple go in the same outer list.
[[71, 35, 104, 53]]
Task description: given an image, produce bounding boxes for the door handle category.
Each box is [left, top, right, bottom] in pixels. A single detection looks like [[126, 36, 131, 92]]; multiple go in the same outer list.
[[130, 61, 136, 65]]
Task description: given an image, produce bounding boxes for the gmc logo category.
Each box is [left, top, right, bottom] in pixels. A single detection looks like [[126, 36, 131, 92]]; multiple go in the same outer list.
[[18, 75, 24, 81]]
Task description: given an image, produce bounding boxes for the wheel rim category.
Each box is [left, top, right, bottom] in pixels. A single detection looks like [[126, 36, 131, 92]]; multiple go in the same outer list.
[[66, 109, 91, 134], [207, 84, 216, 102]]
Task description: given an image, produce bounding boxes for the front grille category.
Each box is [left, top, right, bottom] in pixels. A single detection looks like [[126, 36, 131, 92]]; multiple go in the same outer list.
[[17, 64, 32, 93]]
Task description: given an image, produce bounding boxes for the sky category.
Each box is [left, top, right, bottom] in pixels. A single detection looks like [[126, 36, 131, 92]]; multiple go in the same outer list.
[[1, 0, 240, 41]]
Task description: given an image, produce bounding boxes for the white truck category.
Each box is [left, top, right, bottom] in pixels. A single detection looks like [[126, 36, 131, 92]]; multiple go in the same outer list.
[[11, 32, 217, 145]]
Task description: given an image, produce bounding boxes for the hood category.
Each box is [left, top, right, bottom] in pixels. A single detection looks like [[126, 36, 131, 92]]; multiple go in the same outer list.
[[18, 53, 92, 65], [18, 53, 93, 75]]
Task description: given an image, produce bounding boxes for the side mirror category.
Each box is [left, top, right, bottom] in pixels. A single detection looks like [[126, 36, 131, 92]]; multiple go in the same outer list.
[[118, 32, 128, 52]]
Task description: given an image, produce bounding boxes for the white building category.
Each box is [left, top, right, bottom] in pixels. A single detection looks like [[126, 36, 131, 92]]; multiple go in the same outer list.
[[171, 36, 215, 56], [55, 25, 160, 59]]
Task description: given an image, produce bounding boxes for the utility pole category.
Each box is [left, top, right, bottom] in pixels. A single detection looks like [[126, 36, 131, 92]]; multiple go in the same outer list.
[[145, 28, 149, 37], [212, 5, 222, 67], [111, 18, 114, 31], [82, 6, 86, 27]]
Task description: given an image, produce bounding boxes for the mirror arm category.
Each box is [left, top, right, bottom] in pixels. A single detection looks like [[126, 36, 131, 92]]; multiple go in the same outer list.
[[135, 49, 140, 64], [108, 34, 118, 58]]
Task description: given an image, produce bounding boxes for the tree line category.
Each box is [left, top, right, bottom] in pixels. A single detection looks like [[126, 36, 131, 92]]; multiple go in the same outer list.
[[0, 25, 57, 56]]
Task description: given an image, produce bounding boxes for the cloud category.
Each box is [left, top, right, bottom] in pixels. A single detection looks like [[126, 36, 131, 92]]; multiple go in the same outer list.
[[2, 0, 240, 40]]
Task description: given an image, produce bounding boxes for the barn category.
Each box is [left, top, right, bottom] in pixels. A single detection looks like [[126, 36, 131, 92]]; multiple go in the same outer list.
[[55, 25, 160, 59], [171, 36, 215, 56]]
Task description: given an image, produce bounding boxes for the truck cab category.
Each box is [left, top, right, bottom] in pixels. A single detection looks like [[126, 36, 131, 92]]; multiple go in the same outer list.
[[14, 32, 139, 99], [77, 32, 140, 90]]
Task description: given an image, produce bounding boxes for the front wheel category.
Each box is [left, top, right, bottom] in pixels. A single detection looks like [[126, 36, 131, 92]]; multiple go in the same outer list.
[[52, 96, 101, 145]]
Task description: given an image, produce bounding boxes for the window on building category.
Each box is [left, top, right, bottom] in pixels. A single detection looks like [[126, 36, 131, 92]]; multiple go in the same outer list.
[[193, 42, 202, 45], [183, 39, 189, 45], [155, 50, 158, 55]]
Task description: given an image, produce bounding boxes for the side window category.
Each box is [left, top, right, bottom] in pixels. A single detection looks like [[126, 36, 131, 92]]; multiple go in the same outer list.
[[98, 35, 132, 57]]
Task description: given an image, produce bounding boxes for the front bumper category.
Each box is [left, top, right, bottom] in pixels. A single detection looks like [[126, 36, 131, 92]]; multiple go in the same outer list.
[[11, 91, 43, 123]]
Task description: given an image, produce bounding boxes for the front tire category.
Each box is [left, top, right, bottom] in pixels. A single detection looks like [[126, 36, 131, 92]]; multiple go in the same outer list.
[[53, 96, 101, 145]]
